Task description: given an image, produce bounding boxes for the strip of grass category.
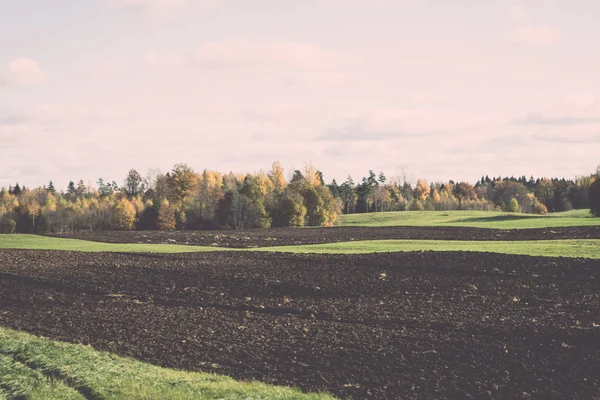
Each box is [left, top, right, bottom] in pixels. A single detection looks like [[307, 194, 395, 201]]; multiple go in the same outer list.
[[0, 327, 335, 400], [1, 235, 599, 259], [338, 210, 600, 229], [0, 234, 218, 253], [260, 239, 600, 258]]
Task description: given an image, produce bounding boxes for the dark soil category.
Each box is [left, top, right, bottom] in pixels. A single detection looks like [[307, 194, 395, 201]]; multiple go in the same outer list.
[[49, 225, 600, 248], [1, 249, 599, 399]]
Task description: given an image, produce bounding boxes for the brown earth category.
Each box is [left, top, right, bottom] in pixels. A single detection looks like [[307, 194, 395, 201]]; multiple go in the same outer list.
[[1, 249, 599, 399], [49, 224, 600, 248]]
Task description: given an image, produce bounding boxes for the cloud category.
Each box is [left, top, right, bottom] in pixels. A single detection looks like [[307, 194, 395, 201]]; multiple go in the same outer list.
[[509, 5, 530, 25], [317, 119, 417, 142], [0, 58, 46, 86], [317, 119, 447, 142], [145, 40, 339, 71], [0, 113, 32, 126], [242, 103, 301, 123], [565, 93, 596, 108], [512, 113, 600, 126], [504, 5, 562, 46], [105, 0, 218, 10], [504, 26, 562, 46], [534, 131, 600, 143], [0, 105, 125, 133], [284, 72, 355, 86], [317, 108, 481, 143], [75, 61, 127, 80]]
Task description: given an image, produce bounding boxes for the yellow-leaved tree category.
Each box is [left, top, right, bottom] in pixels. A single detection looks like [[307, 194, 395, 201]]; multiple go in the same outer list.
[[157, 199, 176, 230], [112, 198, 137, 230], [414, 179, 430, 201]]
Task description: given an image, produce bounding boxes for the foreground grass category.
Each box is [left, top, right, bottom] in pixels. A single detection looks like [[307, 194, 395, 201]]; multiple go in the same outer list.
[[338, 210, 600, 229], [1, 235, 599, 259], [0, 327, 335, 400]]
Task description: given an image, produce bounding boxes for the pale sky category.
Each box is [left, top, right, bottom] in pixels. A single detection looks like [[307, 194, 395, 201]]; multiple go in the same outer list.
[[1, 0, 599, 190]]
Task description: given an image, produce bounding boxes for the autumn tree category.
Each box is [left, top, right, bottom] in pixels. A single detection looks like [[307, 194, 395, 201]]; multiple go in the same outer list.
[[167, 163, 198, 203], [268, 161, 287, 193], [157, 200, 176, 230], [112, 198, 137, 230], [413, 179, 430, 202], [453, 182, 477, 202], [303, 162, 321, 187], [535, 178, 554, 210]]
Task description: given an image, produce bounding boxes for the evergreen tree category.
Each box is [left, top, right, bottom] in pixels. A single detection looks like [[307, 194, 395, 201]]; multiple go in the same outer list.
[[12, 183, 22, 196], [47, 181, 56, 194]]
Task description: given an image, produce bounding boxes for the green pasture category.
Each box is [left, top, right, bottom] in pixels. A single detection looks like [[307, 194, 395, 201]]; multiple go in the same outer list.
[[1, 235, 599, 259], [264, 239, 600, 259], [338, 210, 600, 229]]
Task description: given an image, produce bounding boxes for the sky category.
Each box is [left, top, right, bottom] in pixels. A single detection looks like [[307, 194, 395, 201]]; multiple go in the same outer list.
[[1, 0, 599, 190]]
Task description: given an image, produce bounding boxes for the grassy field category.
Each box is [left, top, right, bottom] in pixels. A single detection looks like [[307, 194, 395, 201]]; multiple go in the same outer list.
[[264, 239, 600, 258], [1, 235, 599, 259], [338, 210, 600, 229], [0, 327, 335, 400], [0, 234, 216, 253]]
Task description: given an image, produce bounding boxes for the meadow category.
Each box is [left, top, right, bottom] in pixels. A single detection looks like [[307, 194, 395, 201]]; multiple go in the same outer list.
[[338, 209, 600, 229]]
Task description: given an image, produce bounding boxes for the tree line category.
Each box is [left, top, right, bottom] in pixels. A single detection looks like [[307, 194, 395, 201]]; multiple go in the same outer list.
[[1, 162, 599, 233]]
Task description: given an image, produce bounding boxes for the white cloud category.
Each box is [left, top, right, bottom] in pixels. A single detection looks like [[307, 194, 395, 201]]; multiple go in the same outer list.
[[0, 58, 46, 86], [145, 40, 339, 71], [504, 26, 562, 46], [509, 5, 530, 25], [318, 108, 483, 142], [565, 93, 596, 108], [504, 5, 562, 46], [105, 0, 220, 11]]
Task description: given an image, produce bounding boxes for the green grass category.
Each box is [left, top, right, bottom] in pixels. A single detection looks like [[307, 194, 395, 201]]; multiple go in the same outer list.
[[1, 235, 599, 259], [261, 239, 600, 258], [338, 210, 600, 229], [0, 234, 218, 253], [0, 327, 336, 400]]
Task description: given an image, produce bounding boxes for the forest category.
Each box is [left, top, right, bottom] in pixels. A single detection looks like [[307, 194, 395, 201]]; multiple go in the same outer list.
[[1, 162, 599, 233]]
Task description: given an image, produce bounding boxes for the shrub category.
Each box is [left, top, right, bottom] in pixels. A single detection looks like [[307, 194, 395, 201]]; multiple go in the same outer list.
[[0, 217, 16, 233], [531, 200, 548, 215], [409, 198, 424, 211], [507, 198, 521, 213]]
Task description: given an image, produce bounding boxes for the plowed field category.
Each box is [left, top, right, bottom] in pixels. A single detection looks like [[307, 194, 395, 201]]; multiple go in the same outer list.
[[1, 249, 599, 399]]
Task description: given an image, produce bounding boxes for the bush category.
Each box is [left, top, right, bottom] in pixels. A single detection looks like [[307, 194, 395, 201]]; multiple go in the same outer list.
[[0, 217, 16, 233], [423, 200, 435, 211], [409, 198, 424, 211], [531, 200, 548, 215], [507, 198, 521, 213]]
